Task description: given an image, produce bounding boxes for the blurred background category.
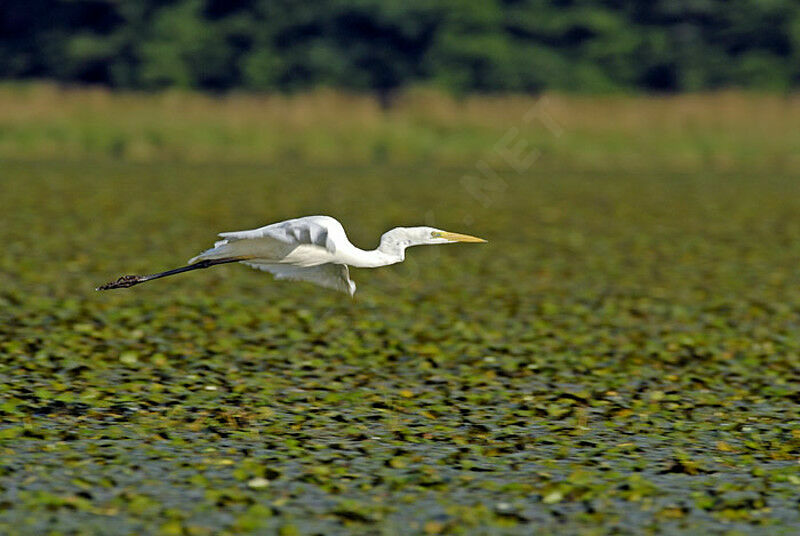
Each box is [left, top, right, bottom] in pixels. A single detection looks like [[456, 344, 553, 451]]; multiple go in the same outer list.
[[2, 2, 800, 535], [0, 1, 798, 166], [4, 0, 800, 94]]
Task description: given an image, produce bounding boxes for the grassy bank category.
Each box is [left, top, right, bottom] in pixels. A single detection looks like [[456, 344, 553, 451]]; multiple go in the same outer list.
[[0, 84, 798, 170]]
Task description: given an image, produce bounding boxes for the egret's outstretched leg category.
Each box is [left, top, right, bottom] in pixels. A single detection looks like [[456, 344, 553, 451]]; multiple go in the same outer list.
[[96, 258, 242, 290]]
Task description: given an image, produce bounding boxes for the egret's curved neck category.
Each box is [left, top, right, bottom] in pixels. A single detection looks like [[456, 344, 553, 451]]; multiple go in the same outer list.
[[341, 230, 408, 268], [344, 245, 404, 268]]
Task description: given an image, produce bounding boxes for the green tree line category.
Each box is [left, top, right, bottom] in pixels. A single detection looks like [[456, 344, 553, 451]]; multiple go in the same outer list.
[[2, 0, 799, 95]]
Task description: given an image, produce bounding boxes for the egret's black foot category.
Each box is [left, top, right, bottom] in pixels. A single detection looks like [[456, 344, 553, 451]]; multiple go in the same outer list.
[[96, 275, 146, 290]]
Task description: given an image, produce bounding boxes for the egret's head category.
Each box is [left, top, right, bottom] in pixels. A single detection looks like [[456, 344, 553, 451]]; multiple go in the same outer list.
[[381, 226, 486, 250]]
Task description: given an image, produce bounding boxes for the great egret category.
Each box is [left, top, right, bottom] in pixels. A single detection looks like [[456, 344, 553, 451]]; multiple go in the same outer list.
[[97, 215, 486, 295]]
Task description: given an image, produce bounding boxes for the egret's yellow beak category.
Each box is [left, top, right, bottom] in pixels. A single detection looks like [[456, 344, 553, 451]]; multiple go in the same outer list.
[[436, 231, 487, 243]]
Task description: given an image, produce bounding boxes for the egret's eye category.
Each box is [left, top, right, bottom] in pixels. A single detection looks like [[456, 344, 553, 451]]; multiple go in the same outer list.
[[430, 231, 441, 238]]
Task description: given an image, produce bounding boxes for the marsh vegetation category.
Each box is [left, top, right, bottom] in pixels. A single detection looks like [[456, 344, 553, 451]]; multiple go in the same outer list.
[[1, 89, 799, 534]]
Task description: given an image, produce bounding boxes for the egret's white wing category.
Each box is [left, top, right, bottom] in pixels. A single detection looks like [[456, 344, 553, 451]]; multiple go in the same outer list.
[[242, 262, 356, 296], [189, 216, 344, 264], [218, 216, 340, 253]]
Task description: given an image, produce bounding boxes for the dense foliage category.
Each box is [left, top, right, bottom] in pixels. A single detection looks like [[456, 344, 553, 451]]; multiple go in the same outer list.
[[2, 0, 799, 94]]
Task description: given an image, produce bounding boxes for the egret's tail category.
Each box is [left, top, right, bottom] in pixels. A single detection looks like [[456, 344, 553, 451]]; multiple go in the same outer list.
[[187, 239, 233, 264], [188, 235, 286, 265]]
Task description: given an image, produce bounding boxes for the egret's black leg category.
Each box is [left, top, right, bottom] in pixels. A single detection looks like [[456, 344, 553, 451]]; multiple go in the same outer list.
[[96, 258, 242, 290]]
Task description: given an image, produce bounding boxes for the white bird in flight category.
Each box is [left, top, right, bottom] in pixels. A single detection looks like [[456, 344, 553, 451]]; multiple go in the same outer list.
[[98, 215, 486, 295]]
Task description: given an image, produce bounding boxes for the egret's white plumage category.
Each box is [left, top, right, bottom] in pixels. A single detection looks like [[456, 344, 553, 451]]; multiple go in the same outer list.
[[97, 215, 485, 294]]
